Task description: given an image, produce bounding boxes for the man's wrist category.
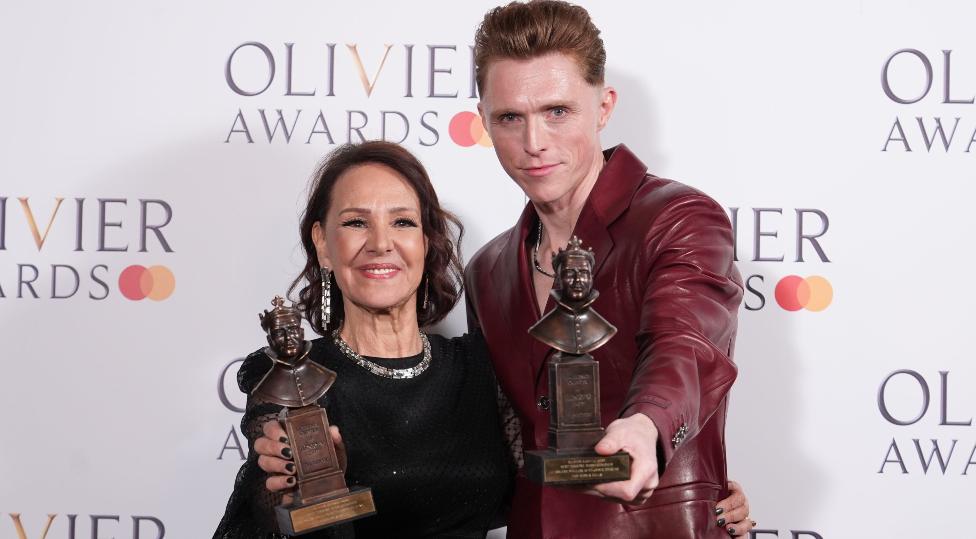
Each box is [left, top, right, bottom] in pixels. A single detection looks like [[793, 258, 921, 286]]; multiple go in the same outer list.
[[621, 406, 671, 474], [623, 410, 657, 438]]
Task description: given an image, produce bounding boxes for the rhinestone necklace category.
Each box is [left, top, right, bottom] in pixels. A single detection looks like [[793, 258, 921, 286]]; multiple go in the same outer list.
[[332, 328, 432, 379], [533, 221, 556, 278]]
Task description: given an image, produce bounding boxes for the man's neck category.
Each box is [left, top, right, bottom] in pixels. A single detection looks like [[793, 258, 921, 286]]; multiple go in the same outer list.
[[534, 147, 605, 257]]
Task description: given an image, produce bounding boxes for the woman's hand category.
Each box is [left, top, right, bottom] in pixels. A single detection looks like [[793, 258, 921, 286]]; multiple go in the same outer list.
[[254, 419, 346, 493], [715, 480, 755, 537]]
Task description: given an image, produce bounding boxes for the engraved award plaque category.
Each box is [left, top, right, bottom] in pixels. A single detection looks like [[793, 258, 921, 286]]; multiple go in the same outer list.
[[253, 297, 376, 535], [524, 237, 632, 485]]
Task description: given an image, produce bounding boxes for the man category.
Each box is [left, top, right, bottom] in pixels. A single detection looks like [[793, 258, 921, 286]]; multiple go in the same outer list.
[[465, 1, 752, 537]]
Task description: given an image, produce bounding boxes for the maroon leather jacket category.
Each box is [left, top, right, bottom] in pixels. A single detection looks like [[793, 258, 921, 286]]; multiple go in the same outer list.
[[466, 145, 743, 538]]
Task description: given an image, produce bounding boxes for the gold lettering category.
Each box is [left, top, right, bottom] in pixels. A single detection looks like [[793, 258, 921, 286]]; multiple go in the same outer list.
[[567, 374, 591, 386], [302, 440, 324, 451], [298, 424, 320, 435], [18, 198, 64, 250], [346, 44, 393, 97], [304, 456, 330, 466], [8, 513, 57, 539]]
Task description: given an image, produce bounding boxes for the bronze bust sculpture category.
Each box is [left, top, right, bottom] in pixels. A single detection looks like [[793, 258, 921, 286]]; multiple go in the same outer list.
[[253, 297, 335, 408], [525, 237, 631, 485], [252, 296, 375, 535], [529, 237, 616, 355]]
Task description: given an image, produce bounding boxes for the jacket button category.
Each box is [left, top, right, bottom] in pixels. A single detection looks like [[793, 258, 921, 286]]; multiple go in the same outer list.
[[537, 396, 551, 411]]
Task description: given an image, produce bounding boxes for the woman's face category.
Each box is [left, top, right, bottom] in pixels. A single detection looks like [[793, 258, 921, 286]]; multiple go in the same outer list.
[[312, 163, 427, 320]]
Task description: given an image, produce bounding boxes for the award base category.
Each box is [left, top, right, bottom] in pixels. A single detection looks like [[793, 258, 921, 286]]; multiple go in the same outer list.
[[524, 448, 631, 485], [276, 486, 377, 535]]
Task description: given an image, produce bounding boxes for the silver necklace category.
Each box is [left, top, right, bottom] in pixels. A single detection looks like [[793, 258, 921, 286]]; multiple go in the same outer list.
[[533, 221, 556, 278], [331, 328, 432, 379]]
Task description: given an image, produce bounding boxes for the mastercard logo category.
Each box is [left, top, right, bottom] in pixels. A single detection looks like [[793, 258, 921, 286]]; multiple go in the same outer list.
[[449, 111, 492, 147], [118, 265, 176, 301], [774, 275, 832, 312]]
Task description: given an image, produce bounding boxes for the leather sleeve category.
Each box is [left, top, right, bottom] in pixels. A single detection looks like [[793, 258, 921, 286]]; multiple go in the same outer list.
[[213, 351, 288, 538], [619, 194, 742, 472], [464, 267, 483, 332]]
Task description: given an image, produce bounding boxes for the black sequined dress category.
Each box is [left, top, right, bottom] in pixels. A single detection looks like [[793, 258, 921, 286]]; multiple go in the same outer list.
[[214, 332, 515, 538]]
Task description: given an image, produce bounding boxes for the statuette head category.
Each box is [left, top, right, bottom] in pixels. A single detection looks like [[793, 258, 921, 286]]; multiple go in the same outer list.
[[552, 236, 595, 302], [259, 296, 305, 360]]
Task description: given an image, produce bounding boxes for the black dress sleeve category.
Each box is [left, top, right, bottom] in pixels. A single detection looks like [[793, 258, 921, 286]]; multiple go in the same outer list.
[[460, 331, 519, 532], [465, 330, 524, 471], [214, 349, 354, 539], [213, 350, 290, 539]]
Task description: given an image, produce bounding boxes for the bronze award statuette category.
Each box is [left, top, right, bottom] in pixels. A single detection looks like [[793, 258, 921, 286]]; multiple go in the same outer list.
[[524, 237, 632, 485], [252, 296, 376, 535]]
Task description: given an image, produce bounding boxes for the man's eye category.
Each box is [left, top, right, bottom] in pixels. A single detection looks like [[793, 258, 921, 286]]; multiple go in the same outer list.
[[499, 113, 517, 122], [552, 107, 567, 117], [341, 218, 367, 228]]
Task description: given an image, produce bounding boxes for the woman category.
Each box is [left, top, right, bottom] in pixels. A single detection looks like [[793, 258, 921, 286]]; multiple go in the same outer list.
[[215, 141, 754, 538]]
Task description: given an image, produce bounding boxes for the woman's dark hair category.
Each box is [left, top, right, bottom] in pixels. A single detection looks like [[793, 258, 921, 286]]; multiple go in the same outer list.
[[288, 141, 465, 335]]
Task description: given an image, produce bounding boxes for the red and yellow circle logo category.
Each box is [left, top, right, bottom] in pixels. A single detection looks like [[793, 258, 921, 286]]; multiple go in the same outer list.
[[118, 265, 176, 301], [774, 275, 832, 312], [448, 111, 492, 147]]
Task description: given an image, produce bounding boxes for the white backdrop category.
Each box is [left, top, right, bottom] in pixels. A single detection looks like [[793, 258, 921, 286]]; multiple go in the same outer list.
[[1, 1, 974, 538]]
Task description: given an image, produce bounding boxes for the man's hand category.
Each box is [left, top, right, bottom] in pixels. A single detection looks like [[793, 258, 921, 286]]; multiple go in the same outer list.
[[583, 413, 660, 504], [254, 419, 346, 493]]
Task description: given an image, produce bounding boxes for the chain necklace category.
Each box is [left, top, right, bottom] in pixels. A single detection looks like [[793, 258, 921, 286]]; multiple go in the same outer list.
[[331, 328, 432, 379], [533, 221, 556, 278]]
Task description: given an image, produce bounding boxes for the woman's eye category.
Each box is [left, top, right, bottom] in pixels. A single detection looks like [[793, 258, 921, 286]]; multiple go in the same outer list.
[[394, 218, 419, 228], [341, 218, 367, 228]]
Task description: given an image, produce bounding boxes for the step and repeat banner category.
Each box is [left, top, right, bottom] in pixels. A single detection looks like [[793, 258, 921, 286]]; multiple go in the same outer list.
[[1, 1, 972, 537]]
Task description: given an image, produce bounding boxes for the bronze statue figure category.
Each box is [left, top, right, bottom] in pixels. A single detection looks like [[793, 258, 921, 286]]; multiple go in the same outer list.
[[253, 296, 375, 535], [528, 236, 616, 355], [254, 297, 335, 408], [525, 237, 631, 485]]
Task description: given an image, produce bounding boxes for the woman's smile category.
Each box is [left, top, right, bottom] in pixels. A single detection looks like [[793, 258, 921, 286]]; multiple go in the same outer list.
[[359, 263, 402, 279]]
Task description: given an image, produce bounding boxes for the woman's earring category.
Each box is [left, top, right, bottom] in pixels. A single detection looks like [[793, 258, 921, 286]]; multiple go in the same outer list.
[[321, 267, 331, 327], [422, 275, 430, 311]]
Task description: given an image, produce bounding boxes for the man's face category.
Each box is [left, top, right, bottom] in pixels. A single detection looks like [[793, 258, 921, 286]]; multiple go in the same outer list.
[[558, 255, 592, 301], [478, 52, 616, 208], [268, 321, 304, 359]]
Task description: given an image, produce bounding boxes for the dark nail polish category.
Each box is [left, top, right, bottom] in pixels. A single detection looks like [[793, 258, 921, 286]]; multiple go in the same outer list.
[[714, 507, 724, 516], [279, 436, 289, 444], [717, 518, 726, 527], [285, 463, 295, 473], [727, 527, 736, 536], [286, 476, 296, 486], [282, 447, 293, 459], [751, 520, 757, 527]]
